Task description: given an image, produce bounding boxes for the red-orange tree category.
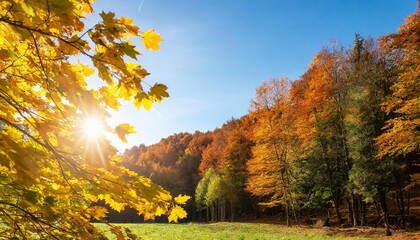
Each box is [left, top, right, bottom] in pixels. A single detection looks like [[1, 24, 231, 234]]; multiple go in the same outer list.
[[291, 48, 354, 224], [376, 8, 419, 162], [246, 78, 299, 226]]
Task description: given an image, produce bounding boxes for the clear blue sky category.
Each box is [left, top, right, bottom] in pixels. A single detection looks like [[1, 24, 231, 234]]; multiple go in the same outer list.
[[88, 0, 417, 151]]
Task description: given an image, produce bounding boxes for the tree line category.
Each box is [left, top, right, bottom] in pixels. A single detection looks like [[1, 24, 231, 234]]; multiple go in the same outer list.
[[120, 7, 419, 234]]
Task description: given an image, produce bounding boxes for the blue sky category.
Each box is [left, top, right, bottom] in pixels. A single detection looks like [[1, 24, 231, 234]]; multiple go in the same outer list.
[[88, 0, 417, 151]]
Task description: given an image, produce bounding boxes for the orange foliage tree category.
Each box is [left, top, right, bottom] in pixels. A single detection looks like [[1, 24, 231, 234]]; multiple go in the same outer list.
[[246, 78, 300, 226], [376, 8, 419, 162]]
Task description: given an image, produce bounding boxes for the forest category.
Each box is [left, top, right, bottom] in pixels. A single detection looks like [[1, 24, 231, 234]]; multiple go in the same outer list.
[[0, 0, 418, 239], [118, 8, 419, 235]]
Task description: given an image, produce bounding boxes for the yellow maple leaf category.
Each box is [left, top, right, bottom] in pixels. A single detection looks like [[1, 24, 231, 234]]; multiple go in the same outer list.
[[115, 123, 136, 143], [86, 206, 109, 220], [174, 194, 190, 205], [141, 29, 163, 51], [168, 206, 187, 223]]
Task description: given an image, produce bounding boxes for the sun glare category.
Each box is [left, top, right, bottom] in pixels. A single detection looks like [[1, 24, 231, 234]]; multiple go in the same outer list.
[[83, 118, 103, 140]]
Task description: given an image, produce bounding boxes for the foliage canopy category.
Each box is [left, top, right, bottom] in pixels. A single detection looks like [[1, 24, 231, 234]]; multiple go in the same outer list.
[[0, 0, 188, 238]]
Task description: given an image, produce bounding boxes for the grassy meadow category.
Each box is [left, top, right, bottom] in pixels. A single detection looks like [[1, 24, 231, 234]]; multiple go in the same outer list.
[[95, 222, 420, 240]]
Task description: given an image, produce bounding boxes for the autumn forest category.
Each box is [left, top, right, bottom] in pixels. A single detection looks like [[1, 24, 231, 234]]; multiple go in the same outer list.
[[0, 0, 419, 239], [119, 8, 420, 234]]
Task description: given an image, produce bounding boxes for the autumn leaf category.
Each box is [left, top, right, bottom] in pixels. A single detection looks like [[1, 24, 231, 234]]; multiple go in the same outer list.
[[86, 206, 109, 220], [168, 206, 188, 223], [142, 29, 163, 51], [100, 11, 116, 26], [134, 92, 153, 110], [118, 42, 139, 59], [149, 83, 169, 101], [124, 228, 139, 240], [115, 123, 136, 143], [110, 226, 126, 240], [174, 194, 190, 205]]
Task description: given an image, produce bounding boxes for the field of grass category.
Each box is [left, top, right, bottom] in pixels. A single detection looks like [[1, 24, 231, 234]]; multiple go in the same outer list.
[[95, 222, 420, 240]]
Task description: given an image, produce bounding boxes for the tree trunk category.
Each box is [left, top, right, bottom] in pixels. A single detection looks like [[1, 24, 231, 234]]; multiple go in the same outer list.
[[218, 202, 222, 222], [230, 201, 234, 222], [323, 208, 331, 227], [379, 190, 392, 236], [361, 201, 366, 226], [334, 201, 343, 224], [346, 198, 354, 226], [352, 195, 359, 227], [285, 203, 290, 227], [334, 197, 343, 223], [407, 190, 411, 215], [396, 190, 401, 213], [253, 205, 257, 219], [215, 203, 218, 222], [375, 201, 382, 220], [400, 190, 405, 215], [220, 201, 226, 222], [210, 205, 215, 222], [384, 211, 392, 236], [292, 204, 299, 226]]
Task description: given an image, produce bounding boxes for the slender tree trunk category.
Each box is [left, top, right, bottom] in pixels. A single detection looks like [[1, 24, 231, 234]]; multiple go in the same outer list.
[[400, 190, 405, 215], [290, 201, 299, 226], [206, 207, 209, 222], [335, 196, 342, 223], [321, 135, 341, 225], [346, 198, 354, 226], [323, 208, 331, 227], [210, 205, 213, 222], [407, 190, 411, 215], [215, 203, 219, 222], [379, 190, 391, 236], [361, 201, 366, 226], [285, 203, 290, 227], [383, 211, 392, 236], [375, 201, 382, 220], [218, 202, 221, 222], [210, 205, 215, 222], [230, 201, 234, 222], [221, 201, 226, 222], [396, 190, 401, 213], [400, 191, 407, 228], [352, 195, 359, 227], [253, 205, 257, 219]]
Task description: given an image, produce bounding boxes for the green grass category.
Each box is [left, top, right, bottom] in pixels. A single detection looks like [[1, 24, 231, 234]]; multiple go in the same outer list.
[[95, 222, 382, 240]]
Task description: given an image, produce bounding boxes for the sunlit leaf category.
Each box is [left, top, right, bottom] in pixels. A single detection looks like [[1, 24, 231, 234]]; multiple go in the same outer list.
[[141, 29, 163, 51], [168, 206, 188, 223], [115, 123, 136, 143], [150, 83, 169, 101], [174, 194, 190, 205]]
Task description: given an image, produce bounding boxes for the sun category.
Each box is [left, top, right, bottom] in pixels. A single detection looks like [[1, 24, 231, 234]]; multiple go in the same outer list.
[[83, 118, 104, 140]]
